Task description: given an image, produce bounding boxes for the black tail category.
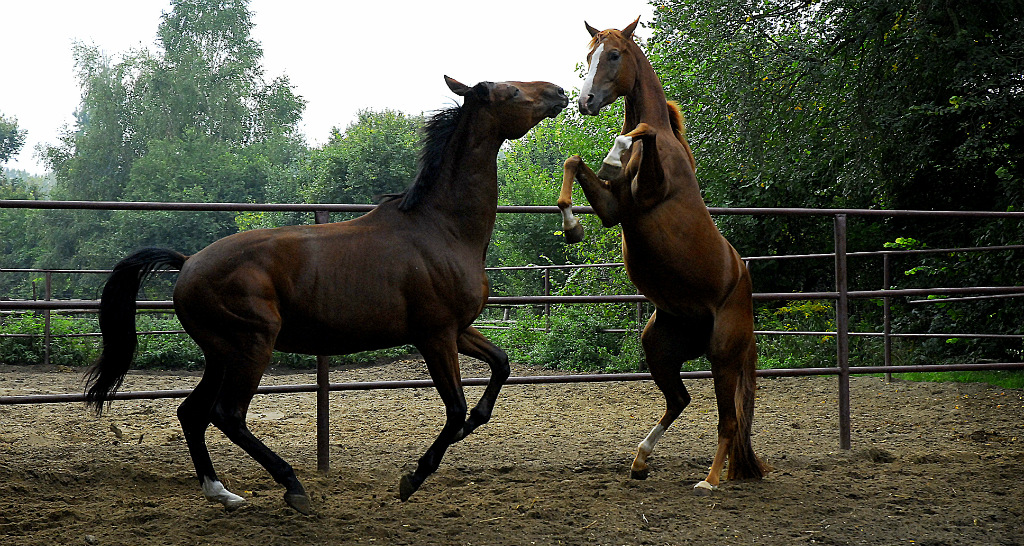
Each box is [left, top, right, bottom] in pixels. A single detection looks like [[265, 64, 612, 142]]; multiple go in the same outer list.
[[84, 248, 187, 415]]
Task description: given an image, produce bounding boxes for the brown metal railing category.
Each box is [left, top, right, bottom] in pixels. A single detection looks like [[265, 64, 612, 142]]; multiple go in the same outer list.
[[2, 199, 1023, 464]]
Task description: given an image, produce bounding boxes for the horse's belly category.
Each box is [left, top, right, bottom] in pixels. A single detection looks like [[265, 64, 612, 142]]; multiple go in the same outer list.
[[273, 318, 408, 356]]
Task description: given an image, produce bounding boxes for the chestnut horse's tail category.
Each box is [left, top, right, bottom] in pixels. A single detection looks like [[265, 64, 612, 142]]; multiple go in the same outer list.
[[85, 248, 188, 415], [727, 343, 771, 480]]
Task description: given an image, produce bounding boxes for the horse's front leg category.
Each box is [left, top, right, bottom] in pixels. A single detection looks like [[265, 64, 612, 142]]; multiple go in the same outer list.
[[399, 337, 467, 502], [453, 327, 510, 441], [558, 156, 587, 243], [559, 154, 622, 243]]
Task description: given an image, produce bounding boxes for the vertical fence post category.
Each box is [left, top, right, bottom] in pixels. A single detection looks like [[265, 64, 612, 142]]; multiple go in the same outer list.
[[834, 214, 851, 450], [636, 290, 647, 371], [314, 210, 331, 474], [543, 267, 551, 332], [883, 252, 892, 382], [44, 271, 52, 367]]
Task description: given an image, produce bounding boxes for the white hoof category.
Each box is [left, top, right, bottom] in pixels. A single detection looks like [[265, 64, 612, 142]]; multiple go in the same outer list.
[[202, 478, 247, 511], [693, 480, 718, 495]]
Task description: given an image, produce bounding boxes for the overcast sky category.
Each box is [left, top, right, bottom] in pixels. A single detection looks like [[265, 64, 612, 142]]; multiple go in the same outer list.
[[1, 1, 654, 174]]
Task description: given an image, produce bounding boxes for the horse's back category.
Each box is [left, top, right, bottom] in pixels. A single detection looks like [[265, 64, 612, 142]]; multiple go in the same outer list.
[[172, 209, 488, 355]]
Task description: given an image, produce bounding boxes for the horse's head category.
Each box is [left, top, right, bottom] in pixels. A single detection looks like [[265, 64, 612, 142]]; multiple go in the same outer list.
[[578, 17, 641, 116], [445, 76, 568, 139]]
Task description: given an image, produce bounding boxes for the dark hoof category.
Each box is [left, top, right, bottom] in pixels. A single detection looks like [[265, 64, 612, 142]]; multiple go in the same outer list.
[[399, 474, 420, 502], [630, 467, 650, 480], [284, 492, 314, 515], [563, 223, 585, 244]]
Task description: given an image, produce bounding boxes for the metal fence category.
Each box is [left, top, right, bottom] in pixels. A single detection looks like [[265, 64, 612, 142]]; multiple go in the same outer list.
[[2, 199, 1023, 471]]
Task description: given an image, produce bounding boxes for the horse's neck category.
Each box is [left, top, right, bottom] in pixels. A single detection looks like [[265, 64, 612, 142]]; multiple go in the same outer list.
[[623, 46, 671, 132], [427, 123, 503, 242]]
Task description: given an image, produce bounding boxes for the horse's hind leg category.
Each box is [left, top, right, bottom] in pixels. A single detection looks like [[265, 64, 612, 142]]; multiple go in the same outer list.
[[700, 287, 767, 492], [453, 326, 510, 441], [630, 309, 709, 479], [399, 335, 467, 501], [177, 367, 247, 511], [208, 345, 311, 514]]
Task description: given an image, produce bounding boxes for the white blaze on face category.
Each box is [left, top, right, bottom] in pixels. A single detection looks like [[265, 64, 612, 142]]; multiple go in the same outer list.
[[580, 43, 605, 99]]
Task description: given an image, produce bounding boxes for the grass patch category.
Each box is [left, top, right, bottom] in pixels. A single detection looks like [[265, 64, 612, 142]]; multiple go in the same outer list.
[[883, 370, 1024, 390]]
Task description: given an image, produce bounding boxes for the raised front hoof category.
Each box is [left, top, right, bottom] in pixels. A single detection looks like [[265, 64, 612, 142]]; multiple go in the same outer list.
[[563, 224, 585, 244], [629, 466, 650, 480], [399, 474, 422, 502], [693, 480, 718, 496], [284, 492, 314, 515]]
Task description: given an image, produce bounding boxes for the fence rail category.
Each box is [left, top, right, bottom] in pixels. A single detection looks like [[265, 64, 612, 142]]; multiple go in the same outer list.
[[2, 199, 1023, 470]]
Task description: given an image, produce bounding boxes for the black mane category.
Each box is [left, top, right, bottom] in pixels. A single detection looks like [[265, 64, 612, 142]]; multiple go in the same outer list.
[[397, 105, 463, 211]]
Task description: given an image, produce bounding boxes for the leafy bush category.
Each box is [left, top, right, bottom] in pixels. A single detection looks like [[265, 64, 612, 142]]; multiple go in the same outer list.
[[0, 312, 98, 366], [489, 305, 642, 373], [755, 301, 837, 369], [0, 311, 427, 370]]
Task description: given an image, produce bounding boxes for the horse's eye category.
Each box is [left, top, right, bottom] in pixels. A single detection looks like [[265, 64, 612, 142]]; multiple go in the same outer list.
[[608, 50, 621, 62], [512, 88, 521, 97]]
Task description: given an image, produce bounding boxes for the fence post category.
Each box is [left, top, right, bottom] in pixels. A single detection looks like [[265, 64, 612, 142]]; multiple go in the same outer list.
[[44, 271, 52, 367], [543, 267, 551, 332], [834, 214, 851, 450], [883, 252, 892, 382], [314, 210, 331, 474]]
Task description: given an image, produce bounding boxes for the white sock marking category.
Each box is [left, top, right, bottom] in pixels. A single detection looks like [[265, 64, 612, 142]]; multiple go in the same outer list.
[[694, 480, 718, 493], [560, 206, 579, 231], [201, 478, 246, 509], [603, 135, 633, 167], [638, 423, 666, 459]]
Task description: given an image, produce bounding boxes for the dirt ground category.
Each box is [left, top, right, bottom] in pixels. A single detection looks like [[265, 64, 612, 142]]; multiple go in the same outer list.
[[0, 358, 1022, 546]]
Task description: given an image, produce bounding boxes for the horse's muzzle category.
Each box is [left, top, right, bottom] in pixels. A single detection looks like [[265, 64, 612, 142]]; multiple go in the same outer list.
[[579, 94, 599, 115], [548, 87, 569, 117]]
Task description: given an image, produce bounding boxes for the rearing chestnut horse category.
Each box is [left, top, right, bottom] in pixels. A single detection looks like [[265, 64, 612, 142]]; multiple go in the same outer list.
[[557, 19, 768, 492], [86, 76, 568, 513]]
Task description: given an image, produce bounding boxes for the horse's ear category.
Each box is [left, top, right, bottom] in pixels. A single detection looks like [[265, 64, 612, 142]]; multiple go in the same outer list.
[[585, 21, 599, 37], [622, 16, 640, 40], [445, 76, 472, 96]]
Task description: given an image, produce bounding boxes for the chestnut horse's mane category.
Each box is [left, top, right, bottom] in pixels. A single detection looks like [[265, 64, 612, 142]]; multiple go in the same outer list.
[[666, 101, 697, 172]]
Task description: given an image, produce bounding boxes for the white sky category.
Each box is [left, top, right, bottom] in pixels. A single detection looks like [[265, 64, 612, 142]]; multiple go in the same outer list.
[[0, 1, 653, 175]]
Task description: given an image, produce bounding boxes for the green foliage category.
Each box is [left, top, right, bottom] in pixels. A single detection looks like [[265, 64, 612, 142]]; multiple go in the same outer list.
[[301, 109, 421, 205], [0, 112, 27, 165], [2, 2, 1020, 384], [488, 306, 642, 373], [0, 313, 98, 366], [490, 94, 630, 295], [0, 311, 420, 370], [755, 301, 837, 369], [648, 0, 1024, 292], [885, 371, 1024, 390], [38, 0, 305, 273]]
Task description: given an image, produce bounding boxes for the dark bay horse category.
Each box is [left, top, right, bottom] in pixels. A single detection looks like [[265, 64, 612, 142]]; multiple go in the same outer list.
[[557, 19, 769, 492], [86, 76, 568, 513]]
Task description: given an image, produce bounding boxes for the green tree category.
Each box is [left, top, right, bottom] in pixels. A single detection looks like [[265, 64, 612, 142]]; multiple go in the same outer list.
[[40, 0, 306, 280], [0, 112, 27, 166], [301, 109, 421, 206], [146, 0, 303, 145], [0, 113, 43, 297], [647, 0, 1024, 362]]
